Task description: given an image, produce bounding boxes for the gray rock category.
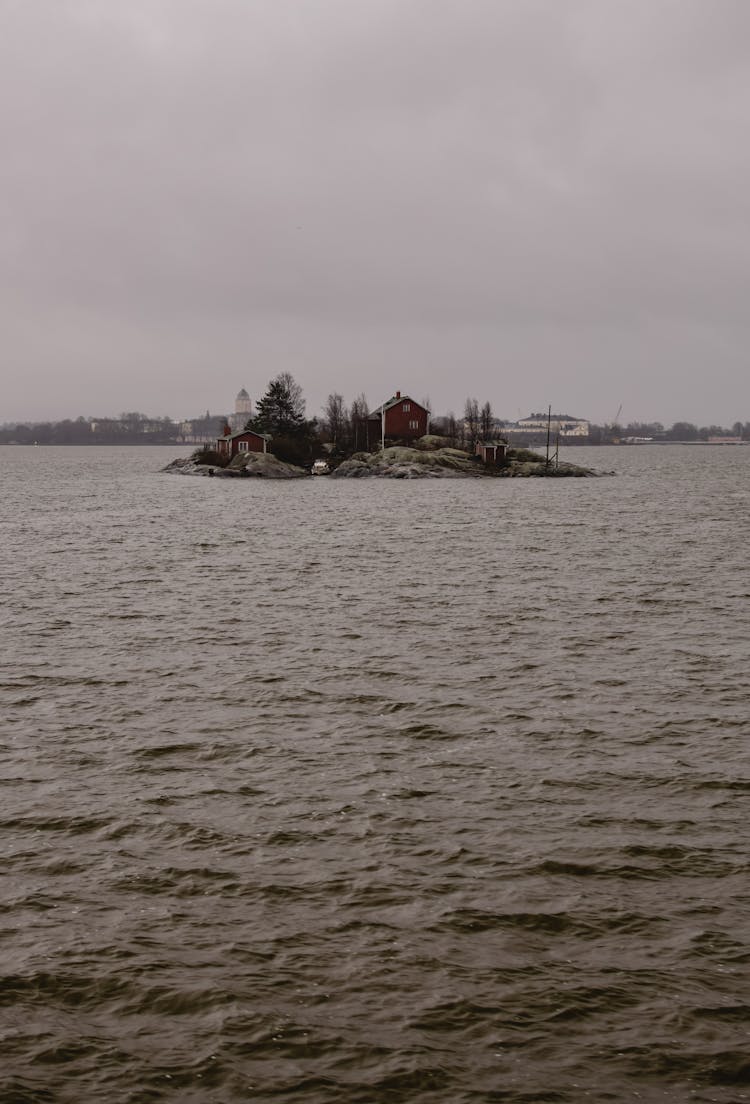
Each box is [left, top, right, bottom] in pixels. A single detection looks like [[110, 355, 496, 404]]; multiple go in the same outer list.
[[163, 452, 308, 479]]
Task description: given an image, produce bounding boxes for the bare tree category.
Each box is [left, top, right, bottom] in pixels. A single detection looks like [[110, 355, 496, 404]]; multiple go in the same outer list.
[[322, 392, 348, 447], [464, 397, 480, 451], [350, 393, 369, 451], [480, 400, 494, 440]]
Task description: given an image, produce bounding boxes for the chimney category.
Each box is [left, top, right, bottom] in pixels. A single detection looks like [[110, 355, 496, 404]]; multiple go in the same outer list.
[[396, 390, 401, 398], [223, 421, 231, 436]]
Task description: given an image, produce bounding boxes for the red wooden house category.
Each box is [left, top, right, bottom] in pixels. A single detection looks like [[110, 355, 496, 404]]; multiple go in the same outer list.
[[367, 392, 430, 446], [216, 423, 269, 459]]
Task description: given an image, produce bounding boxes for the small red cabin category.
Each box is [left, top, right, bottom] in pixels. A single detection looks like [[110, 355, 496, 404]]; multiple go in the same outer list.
[[367, 391, 430, 445], [476, 441, 507, 465], [217, 425, 269, 459]]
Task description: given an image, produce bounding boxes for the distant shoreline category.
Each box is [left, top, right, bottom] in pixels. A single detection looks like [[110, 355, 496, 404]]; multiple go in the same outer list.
[[2, 439, 747, 448]]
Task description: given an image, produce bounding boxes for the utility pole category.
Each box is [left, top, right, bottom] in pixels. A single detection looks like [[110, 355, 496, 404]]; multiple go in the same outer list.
[[545, 405, 551, 471]]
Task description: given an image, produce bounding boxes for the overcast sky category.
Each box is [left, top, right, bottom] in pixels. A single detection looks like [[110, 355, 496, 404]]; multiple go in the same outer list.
[[2, 0, 749, 425]]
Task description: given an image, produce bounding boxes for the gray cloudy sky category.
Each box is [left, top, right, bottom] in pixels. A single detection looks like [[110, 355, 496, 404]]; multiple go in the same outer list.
[[2, 0, 749, 425]]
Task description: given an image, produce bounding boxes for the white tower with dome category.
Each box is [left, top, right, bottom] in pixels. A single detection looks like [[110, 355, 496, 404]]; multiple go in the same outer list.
[[229, 388, 252, 432]]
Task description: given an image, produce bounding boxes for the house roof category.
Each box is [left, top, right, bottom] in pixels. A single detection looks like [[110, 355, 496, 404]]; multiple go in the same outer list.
[[368, 394, 429, 418], [220, 428, 270, 442]]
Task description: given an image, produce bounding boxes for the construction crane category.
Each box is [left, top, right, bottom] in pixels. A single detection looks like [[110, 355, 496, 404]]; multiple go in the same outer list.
[[611, 404, 623, 444]]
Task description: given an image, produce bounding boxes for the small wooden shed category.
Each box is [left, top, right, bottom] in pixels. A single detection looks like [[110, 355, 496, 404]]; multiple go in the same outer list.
[[475, 441, 507, 465]]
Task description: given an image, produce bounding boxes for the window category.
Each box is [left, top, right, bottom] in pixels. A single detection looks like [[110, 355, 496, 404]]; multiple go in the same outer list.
[[403, 403, 410, 412], [238, 440, 249, 452], [409, 419, 419, 430]]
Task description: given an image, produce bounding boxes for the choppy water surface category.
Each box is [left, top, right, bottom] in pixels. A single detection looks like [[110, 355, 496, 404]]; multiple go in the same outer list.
[[1, 444, 748, 1103]]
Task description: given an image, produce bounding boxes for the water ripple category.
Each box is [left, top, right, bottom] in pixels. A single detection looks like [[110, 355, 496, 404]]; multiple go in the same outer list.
[[0, 444, 748, 1103]]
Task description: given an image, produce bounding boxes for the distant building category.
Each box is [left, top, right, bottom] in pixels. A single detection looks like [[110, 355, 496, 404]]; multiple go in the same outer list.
[[179, 412, 226, 444], [368, 391, 430, 445], [516, 413, 590, 437], [229, 388, 253, 433], [499, 413, 589, 442]]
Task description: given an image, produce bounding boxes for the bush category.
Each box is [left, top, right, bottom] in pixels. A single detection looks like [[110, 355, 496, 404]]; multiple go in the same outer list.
[[269, 434, 314, 468], [506, 447, 545, 465], [192, 448, 228, 467]]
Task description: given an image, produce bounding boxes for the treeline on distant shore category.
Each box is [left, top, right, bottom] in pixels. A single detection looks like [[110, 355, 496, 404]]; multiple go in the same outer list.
[[2, 376, 749, 449], [587, 420, 750, 444], [0, 412, 223, 446]]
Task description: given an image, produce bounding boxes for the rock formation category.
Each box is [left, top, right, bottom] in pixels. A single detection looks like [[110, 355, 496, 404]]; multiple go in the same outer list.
[[330, 446, 596, 478], [163, 452, 307, 479]]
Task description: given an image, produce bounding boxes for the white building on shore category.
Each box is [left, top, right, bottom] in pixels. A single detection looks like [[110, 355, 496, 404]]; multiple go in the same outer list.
[[501, 413, 590, 440]]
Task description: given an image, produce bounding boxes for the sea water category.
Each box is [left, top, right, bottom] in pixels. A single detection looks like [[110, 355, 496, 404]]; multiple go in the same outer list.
[[1, 444, 748, 1103]]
